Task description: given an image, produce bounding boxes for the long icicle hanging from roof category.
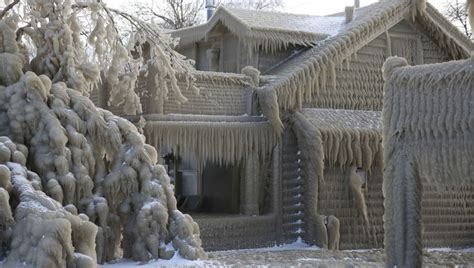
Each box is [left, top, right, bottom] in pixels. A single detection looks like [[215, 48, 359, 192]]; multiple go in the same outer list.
[[272, 1, 409, 111], [271, 0, 470, 112], [382, 56, 474, 186], [144, 120, 278, 169]]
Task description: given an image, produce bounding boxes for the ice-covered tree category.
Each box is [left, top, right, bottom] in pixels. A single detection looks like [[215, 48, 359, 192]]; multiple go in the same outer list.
[[129, 0, 205, 30], [442, 0, 472, 38], [128, 0, 283, 30], [219, 0, 283, 11], [0, 0, 206, 267]]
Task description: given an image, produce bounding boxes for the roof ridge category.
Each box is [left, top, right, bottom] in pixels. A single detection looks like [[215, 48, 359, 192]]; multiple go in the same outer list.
[[223, 6, 331, 18], [171, 5, 343, 51], [215, 6, 252, 31], [263, 0, 472, 111]]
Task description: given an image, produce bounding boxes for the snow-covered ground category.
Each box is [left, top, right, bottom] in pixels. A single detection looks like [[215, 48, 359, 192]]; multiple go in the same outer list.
[[101, 254, 206, 268], [102, 239, 474, 267], [3, 239, 471, 267]]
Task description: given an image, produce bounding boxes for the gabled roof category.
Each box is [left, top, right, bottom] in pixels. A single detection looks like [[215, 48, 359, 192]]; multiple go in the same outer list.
[[301, 108, 381, 131], [168, 0, 473, 123], [171, 6, 346, 51], [383, 56, 474, 144], [292, 108, 382, 172], [382, 56, 474, 184], [265, 0, 474, 110]]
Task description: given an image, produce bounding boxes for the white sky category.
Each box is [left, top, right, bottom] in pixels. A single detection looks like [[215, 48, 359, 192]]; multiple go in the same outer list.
[[284, 0, 446, 15], [104, 0, 449, 17]]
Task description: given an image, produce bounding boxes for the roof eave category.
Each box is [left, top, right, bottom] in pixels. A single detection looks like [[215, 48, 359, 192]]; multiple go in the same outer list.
[[420, 4, 474, 57]]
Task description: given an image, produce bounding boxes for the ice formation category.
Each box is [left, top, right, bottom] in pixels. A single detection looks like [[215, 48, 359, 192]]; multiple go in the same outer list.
[[290, 110, 382, 248], [241, 66, 283, 134], [382, 56, 473, 267], [325, 215, 340, 250], [468, 0, 474, 33], [269, 0, 471, 112], [0, 1, 206, 267], [348, 167, 369, 225], [171, 6, 340, 54], [290, 112, 325, 247], [145, 119, 277, 168]]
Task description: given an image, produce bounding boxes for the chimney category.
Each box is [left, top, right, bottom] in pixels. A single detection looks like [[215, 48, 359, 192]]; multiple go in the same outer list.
[[355, 0, 360, 8], [205, 0, 216, 21], [345, 6, 355, 23]]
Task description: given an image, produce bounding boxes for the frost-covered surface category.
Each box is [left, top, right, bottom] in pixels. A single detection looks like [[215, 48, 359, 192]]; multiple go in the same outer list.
[[171, 6, 345, 52], [302, 109, 381, 130], [289, 109, 384, 249], [382, 56, 474, 267], [265, 0, 472, 112], [102, 244, 207, 268], [299, 108, 382, 171], [145, 119, 277, 168], [0, 1, 206, 266], [2, 0, 195, 116], [102, 246, 474, 267]]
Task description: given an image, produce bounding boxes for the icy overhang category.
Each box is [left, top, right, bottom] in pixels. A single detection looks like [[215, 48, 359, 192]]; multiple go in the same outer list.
[[170, 6, 346, 51], [301, 108, 382, 131]]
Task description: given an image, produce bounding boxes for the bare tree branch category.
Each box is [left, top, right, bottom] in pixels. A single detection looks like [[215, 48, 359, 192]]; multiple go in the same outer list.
[[0, 0, 20, 19], [128, 0, 283, 30], [130, 0, 203, 30], [442, 0, 472, 38]]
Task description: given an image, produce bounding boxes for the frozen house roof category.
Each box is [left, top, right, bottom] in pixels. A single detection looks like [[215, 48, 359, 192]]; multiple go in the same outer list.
[[164, 0, 473, 131], [171, 6, 346, 51], [301, 108, 381, 131], [292, 108, 383, 171], [382, 56, 474, 184], [382, 55, 474, 267], [143, 114, 278, 167], [264, 0, 474, 111]]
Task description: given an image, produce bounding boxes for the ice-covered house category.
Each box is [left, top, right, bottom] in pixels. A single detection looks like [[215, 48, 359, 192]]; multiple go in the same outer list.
[[90, 0, 474, 251], [382, 56, 473, 267]]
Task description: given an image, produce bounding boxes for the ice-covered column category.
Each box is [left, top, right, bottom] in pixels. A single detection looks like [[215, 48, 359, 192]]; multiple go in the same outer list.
[[271, 144, 281, 214], [240, 152, 259, 215]]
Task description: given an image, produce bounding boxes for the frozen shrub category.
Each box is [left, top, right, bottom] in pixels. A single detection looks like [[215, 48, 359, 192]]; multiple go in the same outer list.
[[0, 0, 206, 266]]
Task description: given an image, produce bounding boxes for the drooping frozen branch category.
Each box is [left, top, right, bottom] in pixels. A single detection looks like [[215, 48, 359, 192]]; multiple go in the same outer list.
[[0, 1, 207, 266]]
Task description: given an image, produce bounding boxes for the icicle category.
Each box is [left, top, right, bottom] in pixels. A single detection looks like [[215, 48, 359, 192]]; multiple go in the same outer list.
[[144, 120, 277, 167], [383, 56, 474, 187], [385, 31, 392, 57], [329, 60, 337, 90], [255, 88, 284, 134], [291, 112, 326, 246], [468, 0, 474, 33], [410, 0, 427, 21]]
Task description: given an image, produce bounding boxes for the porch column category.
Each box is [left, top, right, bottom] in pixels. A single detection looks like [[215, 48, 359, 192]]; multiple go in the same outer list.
[[241, 152, 259, 215]]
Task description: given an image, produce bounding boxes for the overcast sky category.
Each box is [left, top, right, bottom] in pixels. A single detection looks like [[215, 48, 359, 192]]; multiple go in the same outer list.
[[104, 0, 448, 16]]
